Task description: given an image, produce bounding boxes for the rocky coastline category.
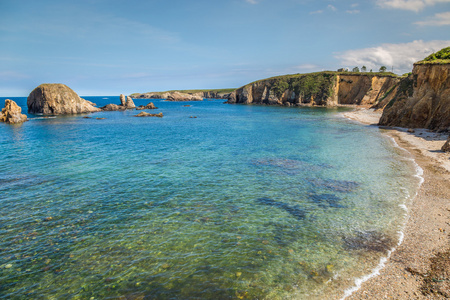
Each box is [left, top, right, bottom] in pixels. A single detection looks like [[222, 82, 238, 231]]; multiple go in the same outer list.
[[226, 72, 400, 107], [130, 90, 233, 100]]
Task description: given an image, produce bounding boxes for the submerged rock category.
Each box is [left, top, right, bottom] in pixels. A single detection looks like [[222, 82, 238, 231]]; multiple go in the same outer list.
[[342, 230, 394, 253], [309, 193, 344, 208], [27, 84, 101, 115], [0, 99, 27, 124], [442, 136, 450, 152], [256, 197, 306, 220], [135, 112, 163, 117], [307, 178, 360, 193]]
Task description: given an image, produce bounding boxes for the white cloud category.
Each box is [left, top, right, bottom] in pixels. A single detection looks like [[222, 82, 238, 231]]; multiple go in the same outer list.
[[351, 3, 360, 7], [246, 0, 259, 4], [310, 10, 324, 14], [327, 4, 337, 11], [346, 10, 360, 13], [376, 0, 450, 12], [335, 40, 450, 73], [415, 11, 450, 25]]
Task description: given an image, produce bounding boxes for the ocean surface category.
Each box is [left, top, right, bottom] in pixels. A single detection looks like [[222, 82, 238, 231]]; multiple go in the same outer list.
[[0, 97, 420, 299]]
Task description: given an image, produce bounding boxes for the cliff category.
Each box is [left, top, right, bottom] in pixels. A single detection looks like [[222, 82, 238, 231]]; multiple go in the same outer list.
[[226, 72, 399, 107], [27, 84, 101, 115], [379, 63, 450, 132]]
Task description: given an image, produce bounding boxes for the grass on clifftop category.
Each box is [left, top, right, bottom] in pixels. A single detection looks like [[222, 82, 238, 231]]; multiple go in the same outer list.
[[416, 47, 450, 65], [246, 71, 399, 86]]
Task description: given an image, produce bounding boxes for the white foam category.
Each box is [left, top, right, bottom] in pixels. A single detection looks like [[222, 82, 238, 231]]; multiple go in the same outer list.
[[340, 133, 424, 300]]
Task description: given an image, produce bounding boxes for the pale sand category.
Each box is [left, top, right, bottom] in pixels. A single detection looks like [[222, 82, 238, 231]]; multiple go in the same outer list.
[[341, 108, 450, 299]]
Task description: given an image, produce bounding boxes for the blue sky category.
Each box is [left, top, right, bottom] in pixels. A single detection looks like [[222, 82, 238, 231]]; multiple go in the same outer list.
[[1, 0, 449, 96]]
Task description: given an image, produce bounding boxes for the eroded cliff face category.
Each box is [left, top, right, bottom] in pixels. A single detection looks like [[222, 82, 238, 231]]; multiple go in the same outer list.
[[227, 73, 399, 107], [336, 75, 398, 105], [379, 64, 450, 132]]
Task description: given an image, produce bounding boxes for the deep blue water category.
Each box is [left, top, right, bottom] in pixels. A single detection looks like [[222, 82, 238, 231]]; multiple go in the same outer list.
[[0, 97, 419, 299]]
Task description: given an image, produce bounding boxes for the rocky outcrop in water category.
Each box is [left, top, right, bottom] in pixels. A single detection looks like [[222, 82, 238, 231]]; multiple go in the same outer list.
[[442, 136, 450, 152], [136, 102, 157, 110], [101, 94, 136, 111], [379, 64, 450, 132], [0, 99, 28, 124], [226, 72, 399, 107], [27, 84, 101, 115], [135, 112, 163, 117], [101, 104, 126, 111]]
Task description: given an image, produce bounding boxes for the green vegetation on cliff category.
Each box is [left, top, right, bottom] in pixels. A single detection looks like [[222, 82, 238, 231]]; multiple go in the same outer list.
[[416, 47, 450, 65]]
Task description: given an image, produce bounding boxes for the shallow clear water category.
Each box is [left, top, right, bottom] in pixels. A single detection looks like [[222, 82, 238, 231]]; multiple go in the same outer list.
[[0, 97, 419, 299]]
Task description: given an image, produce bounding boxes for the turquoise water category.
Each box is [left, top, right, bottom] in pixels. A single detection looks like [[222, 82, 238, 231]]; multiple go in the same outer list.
[[0, 97, 419, 299]]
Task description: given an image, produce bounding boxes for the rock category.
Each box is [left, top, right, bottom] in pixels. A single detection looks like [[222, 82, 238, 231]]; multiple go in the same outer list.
[[101, 104, 126, 111], [120, 94, 126, 106], [442, 136, 450, 152], [136, 102, 157, 110], [135, 112, 163, 117], [102, 94, 136, 111], [27, 84, 101, 115], [407, 128, 415, 133], [126, 96, 135, 109], [0, 99, 28, 124]]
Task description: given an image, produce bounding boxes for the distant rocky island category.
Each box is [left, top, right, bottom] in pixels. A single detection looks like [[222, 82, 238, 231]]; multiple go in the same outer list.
[[130, 89, 235, 100]]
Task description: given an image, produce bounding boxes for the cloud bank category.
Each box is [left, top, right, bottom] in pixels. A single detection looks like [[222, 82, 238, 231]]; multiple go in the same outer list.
[[335, 40, 450, 73], [416, 11, 450, 26], [376, 0, 450, 12]]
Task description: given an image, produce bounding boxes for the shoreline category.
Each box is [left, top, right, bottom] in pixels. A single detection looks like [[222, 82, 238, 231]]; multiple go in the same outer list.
[[341, 109, 450, 299]]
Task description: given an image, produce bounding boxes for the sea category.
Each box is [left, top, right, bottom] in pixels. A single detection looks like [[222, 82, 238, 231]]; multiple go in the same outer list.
[[0, 96, 421, 299]]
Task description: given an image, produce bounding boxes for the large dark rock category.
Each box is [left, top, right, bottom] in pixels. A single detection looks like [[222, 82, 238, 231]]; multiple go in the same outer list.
[[101, 104, 126, 111], [442, 136, 450, 152], [0, 99, 27, 124], [27, 84, 100, 115]]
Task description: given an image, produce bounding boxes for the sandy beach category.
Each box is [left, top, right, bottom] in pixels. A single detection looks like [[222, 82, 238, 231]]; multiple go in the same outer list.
[[342, 108, 450, 299]]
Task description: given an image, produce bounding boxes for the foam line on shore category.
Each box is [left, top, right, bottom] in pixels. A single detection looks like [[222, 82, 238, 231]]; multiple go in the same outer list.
[[340, 128, 424, 300]]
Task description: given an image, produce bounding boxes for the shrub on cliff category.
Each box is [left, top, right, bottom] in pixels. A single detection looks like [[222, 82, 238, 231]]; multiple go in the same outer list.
[[417, 47, 450, 65]]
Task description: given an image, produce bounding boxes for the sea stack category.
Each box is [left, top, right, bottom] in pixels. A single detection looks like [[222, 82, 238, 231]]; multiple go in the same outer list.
[[0, 99, 28, 124], [27, 83, 100, 115]]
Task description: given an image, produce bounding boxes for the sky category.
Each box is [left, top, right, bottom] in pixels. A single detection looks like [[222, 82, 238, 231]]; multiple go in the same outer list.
[[1, 0, 450, 96]]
